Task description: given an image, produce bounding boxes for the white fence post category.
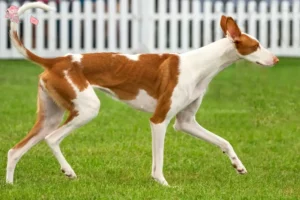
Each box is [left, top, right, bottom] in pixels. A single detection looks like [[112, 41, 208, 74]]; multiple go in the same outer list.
[[11, 1, 20, 58], [181, 0, 189, 52], [259, 1, 268, 47], [293, 1, 300, 54], [215, 1, 224, 41], [170, 0, 178, 52], [192, 0, 201, 49], [281, 1, 290, 55], [236, 0, 246, 30], [248, 1, 256, 39], [60, 0, 69, 55], [48, 1, 56, 56], [108, 0, 116, 52], [270, 0, 279, 55], [120, 0, 128, 53], [203, 0, 212, 46], [96, 0, 104, 52], [0, 1, 7, 58], [84, 0, 93, 52], [226, 1, 235, 19], [158, 0, 167, 52], [131, 0, 139, 52]]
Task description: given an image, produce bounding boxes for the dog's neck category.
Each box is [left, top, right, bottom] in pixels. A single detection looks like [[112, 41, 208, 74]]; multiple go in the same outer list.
[[181, 38, 240, 84]]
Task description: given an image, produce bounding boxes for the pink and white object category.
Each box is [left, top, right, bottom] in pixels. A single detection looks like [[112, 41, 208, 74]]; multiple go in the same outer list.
[[30, 16, 39, 25], [5, 5, 19, 23]]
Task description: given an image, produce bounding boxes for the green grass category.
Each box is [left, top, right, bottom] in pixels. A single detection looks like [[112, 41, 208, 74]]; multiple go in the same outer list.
[[0, 58, 300, 199]]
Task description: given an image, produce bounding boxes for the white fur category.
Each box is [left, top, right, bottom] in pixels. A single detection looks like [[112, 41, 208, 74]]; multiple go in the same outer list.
[[120, 54, 140, 61], [123, 89, 157, 112], [93, 87, 156, 112], [17, 2, 56, 16], [240, 44, 276, 66], [64, 53, 83, 63], [10, 22, 27, 57], [71, 54, 83, 63], [63, 71, 100, 118], [150, 121, 169, 186]]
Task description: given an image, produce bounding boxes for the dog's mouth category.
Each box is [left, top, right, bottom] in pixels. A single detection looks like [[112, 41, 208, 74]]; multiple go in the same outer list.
[[256, 61, 273, 67]]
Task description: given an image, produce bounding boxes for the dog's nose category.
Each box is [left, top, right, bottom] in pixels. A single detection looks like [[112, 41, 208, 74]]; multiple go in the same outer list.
[[273, 56, 279, 64]]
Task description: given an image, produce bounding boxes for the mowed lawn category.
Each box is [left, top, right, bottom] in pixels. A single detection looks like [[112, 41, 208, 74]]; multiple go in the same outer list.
[[0, 58, 300, 199]]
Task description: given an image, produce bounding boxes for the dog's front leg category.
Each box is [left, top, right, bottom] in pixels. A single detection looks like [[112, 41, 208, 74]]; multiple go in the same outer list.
[[150, 120, 169, 186], [175, 118, 247, 174], [174, 97, 247, 174]]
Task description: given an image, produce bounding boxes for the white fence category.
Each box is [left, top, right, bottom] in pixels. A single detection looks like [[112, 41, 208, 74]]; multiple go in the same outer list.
[[0, 0, 299, 59]]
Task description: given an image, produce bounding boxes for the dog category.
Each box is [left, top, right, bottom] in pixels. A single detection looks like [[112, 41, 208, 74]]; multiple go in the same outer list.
[[6, 2, 279, 186]]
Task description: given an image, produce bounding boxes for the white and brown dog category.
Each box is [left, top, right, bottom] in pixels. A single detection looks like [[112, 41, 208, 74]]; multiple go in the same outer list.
[[6, 2, 279, 185]]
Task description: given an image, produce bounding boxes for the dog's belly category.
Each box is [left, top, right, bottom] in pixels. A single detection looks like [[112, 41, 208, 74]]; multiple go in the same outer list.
[[93, 86, 157, 113], [122, 89, 157, 113]]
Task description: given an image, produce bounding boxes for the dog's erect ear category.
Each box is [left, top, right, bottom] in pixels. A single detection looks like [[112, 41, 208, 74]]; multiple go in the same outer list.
[[220, 15, 227, 35], [226, 17, 241, 42]]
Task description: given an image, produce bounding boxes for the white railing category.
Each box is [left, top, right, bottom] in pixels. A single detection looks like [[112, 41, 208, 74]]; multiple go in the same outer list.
[[0, 0, 299, 59]]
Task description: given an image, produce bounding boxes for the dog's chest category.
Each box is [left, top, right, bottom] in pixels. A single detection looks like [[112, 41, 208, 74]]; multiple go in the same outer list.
[[122, 89, 157, 113]]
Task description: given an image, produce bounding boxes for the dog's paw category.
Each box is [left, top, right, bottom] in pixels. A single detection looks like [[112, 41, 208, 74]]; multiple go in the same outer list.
[[6, 179, 14, 184], [152, 175, 169, 186], [232, 162, 247, 175], [61, 167, 77, 178]]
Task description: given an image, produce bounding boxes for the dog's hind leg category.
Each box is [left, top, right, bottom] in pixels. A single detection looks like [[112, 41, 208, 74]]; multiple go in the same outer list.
[[6, 80, 64, 184], [43, 70, 100, 179]]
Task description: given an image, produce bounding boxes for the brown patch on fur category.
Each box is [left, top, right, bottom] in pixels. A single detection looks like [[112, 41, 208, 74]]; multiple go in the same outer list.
[[13, 85, 45, 149], [220, 16, 259, 56], [40, 71, 76, 112], [67, 62, 89, 91], [226, 17, 241, 41], [81, 53, 179, 123], [35, 56, 88, 129], [38, 55, 89, 111], [235, 34, 259, 55], [150, 56, 180, 123], [12, 20, 180, 124], [82, 53, 178, 100], [220, 15, 227, 35]]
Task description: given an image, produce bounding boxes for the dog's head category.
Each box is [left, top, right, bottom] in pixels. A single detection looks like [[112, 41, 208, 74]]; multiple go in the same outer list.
[[220, 15, 279, 67]]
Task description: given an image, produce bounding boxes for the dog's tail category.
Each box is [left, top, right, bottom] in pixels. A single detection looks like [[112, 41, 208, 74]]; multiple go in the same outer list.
[[10, 2, 56, 67]]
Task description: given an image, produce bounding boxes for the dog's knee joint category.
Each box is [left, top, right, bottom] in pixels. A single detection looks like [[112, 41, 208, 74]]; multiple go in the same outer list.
[[74, 98, 100, 124], [220, 141, 232, 153], [173, 117, 195, 132], [173, 121, 187, 132]]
